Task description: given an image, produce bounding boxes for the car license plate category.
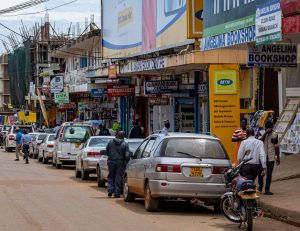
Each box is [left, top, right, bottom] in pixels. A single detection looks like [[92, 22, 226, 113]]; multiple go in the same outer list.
[[190, 167, 202, 177], [75, 143, 81, 148]]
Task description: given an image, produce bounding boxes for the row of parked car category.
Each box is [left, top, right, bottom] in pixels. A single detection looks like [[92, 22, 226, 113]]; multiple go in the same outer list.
[[4, 122, 232, 212]]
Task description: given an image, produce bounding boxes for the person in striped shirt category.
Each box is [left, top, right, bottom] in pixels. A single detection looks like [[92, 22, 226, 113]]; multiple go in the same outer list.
[[232, 118, 248, 165]]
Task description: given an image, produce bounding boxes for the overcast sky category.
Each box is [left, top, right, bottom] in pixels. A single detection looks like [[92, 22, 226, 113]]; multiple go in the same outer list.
[[0, 0, 101, 53]]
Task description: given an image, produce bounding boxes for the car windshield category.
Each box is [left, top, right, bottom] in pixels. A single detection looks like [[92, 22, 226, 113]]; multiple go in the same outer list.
[[88, 137, 112, 147], [30, 134, 37, 140], [38, 134, 47, 140], [13, 126, 34, 134], [62, 126, 92, 143], [161, 138, 228, 159], [128, 141, 142, 153], [48, 135, 55, 141]]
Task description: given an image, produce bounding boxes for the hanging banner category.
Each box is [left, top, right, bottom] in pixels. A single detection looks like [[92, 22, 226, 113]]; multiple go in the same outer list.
[[209, 64, 240, 162], [50, 75, 64, 93], [256, 0, 282, 45], [108, 64, 118, 79], [187, 0, 203, 38], [107, 84, 135, 97], [54, 92, 70, 104], [144, 80, 179, 95], [247, 44, 298, 67]]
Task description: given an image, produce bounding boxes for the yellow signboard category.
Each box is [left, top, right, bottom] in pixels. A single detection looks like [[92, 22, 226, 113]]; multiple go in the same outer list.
[[209, 65, 240, 162], [187, 0, 203, 38]]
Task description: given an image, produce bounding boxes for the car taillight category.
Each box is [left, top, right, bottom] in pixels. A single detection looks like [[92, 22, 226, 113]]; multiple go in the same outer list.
[[212, 166, 227, 174], [155, 164, 181, 173], [47, 144, 54, 148], [9, 135, 15, 141], [87, 152, 101, 157]]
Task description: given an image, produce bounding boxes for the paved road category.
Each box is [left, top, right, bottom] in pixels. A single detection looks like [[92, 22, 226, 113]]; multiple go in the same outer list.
[[0, 150, 298, 231]]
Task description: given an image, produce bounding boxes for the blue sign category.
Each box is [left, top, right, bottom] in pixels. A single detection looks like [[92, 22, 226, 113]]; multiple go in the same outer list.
[[90, 89, 105, 98], [201, 25, 256, 51]]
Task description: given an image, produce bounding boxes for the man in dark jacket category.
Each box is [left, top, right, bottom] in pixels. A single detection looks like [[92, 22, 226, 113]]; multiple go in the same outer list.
[[129, 120, 143, 138], [106, 131, 129, 198], [98, 124, 111, 136]]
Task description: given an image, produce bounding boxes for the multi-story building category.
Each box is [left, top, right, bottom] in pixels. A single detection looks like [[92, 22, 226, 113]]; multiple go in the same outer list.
[[0, 54, 12, 113]]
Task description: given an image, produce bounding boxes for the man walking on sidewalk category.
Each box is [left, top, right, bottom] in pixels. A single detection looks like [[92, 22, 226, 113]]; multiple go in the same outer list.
[[21, 130, 31, 164], [15, 127, 23, 161], [258, 121, 280, 195]]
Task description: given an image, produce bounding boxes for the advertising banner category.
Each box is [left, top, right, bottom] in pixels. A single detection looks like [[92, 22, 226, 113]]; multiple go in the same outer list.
[[283, 15, 300, 35], [144, 80, 179, 95], [108, 64, 118, 79], [247, 44, 297, 67], [256, 0, 282, 45], [107, 84, 135, 97], [203, 0, 269, 37], [187, 0, 203, 38], [209, 65, 240, 162], [280, 0, 300, 17], [50, 75, 64, 93], [201, 25, 255, 51], [54, 92, 70, 104], [91, 89, 106, 98], [102, 0, 194, 59]]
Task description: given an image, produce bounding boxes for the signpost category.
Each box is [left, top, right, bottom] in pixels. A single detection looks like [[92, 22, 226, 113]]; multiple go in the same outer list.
[[54, 92, 69, 104], [247, 44, 297, 67], [256, 0, 282, 45], [144, 80, 179, 95]]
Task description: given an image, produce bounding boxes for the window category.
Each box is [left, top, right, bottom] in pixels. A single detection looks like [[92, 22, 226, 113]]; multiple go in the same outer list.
[[62, 126, 92, 143], [88, 138, 111, 147], [160, 138, 228, 159], [134, 139, 148, 159], [48, 135, 55, 141], [142, 138, 156, 158], [37, 134, 47, 141], [13, 126, 34, 134]]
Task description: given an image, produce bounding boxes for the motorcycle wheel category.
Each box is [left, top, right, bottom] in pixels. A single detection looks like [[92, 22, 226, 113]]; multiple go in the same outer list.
[[241, 200, 253, 231], [220, 196, 242, 223]]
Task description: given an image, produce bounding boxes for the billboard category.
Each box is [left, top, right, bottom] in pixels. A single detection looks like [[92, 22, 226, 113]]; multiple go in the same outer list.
[[209, 65, 240, 162], [102, 0, 194, 59], [203, 0, 269, 37]]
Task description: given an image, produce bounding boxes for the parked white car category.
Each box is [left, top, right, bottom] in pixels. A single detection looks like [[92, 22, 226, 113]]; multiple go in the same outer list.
[[32, 133, 48, 159], [97, 139, 144, 187], [5, 125, 34, 152], [75, 136, 113, 180], [38, 134, 56, 164], [53, 122, 94, 169]]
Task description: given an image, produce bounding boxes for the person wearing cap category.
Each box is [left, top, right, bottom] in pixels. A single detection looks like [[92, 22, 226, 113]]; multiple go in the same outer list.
[[15, 127, 23, 161]]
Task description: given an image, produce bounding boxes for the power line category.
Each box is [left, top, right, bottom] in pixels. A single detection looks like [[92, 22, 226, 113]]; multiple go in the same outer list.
[[3, 0, 78, 17], [0, 0, 49, 15]]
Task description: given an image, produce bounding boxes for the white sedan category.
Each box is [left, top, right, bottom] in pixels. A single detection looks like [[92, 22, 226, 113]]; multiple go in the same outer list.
[[75, 136, 113, 180], [38, 134, 56, 164]]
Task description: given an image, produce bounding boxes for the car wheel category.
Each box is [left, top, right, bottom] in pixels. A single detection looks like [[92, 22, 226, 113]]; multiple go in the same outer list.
[[81, 164, 89, 180], [5, 143, 9, 152], [38, 155, 43, 162], [123, 176, 135, 202], [75, 165, 81, 178], [144, 182, 159, 212], [42, 152, 48, 164], [97, 166, 105, 187], [52, 156, 56, 167]]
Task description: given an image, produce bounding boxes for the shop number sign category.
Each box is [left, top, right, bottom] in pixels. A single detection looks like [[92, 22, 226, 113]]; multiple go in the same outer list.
[[54, 92, 69, 104]]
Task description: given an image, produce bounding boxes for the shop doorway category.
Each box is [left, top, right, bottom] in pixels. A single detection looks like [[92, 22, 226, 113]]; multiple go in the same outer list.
[[264, 68, 279, 121]]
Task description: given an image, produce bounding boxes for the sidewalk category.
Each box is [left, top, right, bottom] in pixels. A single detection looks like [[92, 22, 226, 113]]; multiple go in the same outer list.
[[257, 154, 300, 227]]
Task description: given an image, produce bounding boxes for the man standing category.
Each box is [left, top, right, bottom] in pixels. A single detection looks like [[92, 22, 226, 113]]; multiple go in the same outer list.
[[106, 131, 129, 198], [15, 127, 23, 161], [129, 120, 143, 138], [21, 130, 31, 164], [162, 119, 170, 136], [98, 124, 111, 136], [258, 121, 280, 195], [232, 118, 248, 165], [238, 128, 267, 181]]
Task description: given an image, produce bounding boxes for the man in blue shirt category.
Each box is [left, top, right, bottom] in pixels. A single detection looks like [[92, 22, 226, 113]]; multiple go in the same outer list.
[[21, 130, 31, 164], [15, 127, 23, 161]]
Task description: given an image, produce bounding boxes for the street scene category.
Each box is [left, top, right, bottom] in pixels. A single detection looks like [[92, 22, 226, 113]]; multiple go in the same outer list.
[[0, 0, 300, 231]]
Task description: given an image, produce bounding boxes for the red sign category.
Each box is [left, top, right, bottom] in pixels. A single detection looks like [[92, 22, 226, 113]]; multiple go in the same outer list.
[[283, 15, 300, 34], [281, 0, 300, 17], [107, 84, 135, 97]]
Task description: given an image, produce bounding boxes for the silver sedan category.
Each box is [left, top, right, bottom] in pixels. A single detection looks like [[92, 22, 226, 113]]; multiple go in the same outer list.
[[96, 139, 144, 187], [123, 133, 232, 212], [75, 136, 113, 180]]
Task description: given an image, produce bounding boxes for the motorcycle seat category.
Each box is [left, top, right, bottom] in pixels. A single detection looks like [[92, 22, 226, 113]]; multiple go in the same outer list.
[[236, 180, 254, 191]]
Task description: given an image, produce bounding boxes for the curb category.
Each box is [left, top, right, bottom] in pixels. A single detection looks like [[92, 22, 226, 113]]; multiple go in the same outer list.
[[273, 174, 300, 182], [259, 201, 300, 227]]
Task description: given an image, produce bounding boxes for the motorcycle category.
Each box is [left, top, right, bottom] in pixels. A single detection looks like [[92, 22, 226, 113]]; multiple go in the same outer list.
[[220, 158, 263, 231]]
